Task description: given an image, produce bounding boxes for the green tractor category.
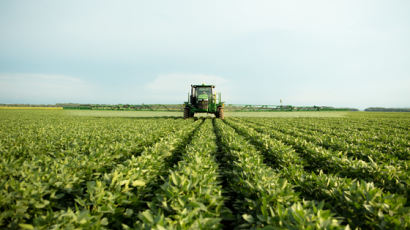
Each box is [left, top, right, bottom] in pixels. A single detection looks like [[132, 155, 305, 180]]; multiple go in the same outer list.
[[184, 84, 224, 119]]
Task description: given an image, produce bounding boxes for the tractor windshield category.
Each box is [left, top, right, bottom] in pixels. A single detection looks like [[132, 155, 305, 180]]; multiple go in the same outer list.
[[196, 87, 212, 100]]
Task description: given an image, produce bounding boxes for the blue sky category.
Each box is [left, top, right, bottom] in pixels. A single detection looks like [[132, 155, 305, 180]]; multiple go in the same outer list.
[[0, 0, 409, 109]]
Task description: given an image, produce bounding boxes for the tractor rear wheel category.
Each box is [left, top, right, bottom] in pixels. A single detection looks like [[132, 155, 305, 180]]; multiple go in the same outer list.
[[184, 107, 190, 119], [217, 107, 224, 119]]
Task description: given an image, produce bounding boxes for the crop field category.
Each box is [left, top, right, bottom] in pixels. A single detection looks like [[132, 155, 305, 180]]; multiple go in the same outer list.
[[0, 110, 409, 229]]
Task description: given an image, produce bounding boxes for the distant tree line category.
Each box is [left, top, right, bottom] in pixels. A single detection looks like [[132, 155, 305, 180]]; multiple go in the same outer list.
[[58, 104, 359, 112], [59, 103, 184, 111], [225, 104, 358, 112], [6, 104, 408, 112], [0, 104, 58, 107], [364, 107, 410, 112]]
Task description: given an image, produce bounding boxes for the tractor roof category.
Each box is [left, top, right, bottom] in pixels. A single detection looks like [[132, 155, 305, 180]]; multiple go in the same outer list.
[[191, 84, 215, 88]]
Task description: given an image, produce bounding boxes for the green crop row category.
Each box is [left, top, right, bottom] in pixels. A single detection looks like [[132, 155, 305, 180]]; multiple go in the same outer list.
[[278, 124, 406, 163], [0, 111, 199, 229], [136, 119, 226, 229], [243, 118, 409, 185], [299, 118, 407, 160], [232, 118, 407, 195], [224, 118, 409, 229], [249, 117, 409, 160], [0, 110, 408, 229], [45, 119, 201, 229], [213, 119, 345, 229]]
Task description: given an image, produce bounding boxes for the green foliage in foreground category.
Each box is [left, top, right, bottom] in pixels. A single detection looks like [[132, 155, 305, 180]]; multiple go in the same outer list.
[[0, 110, 408, 229]]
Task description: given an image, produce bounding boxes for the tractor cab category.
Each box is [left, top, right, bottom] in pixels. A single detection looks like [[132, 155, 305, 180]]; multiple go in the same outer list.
[[191, 85, 214, 110]]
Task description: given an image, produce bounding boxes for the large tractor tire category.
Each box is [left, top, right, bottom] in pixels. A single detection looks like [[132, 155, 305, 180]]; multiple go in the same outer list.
[[183, 107, 190, 119], [217, 107, 224, 119]]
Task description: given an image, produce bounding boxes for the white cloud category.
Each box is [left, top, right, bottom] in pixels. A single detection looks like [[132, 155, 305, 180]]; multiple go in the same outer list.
[[0, 73, 98, 103], [144, 73, 231, 103]]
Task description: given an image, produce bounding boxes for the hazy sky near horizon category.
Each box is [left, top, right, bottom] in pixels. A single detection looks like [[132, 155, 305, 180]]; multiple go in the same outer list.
[[0, 0, 409, 109]]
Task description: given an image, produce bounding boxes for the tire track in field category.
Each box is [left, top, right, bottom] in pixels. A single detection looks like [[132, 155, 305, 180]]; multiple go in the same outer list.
[[162, 118, 205, 171], [212, 118, 237, 229]]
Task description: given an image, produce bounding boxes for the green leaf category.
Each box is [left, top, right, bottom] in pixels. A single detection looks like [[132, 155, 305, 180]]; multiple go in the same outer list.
[[139, 210, 154, 224], [100, 217, 108, 226], [19, 224, 34, 229], [242, 214, 254, 223], [132, 180, 146, 187]]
